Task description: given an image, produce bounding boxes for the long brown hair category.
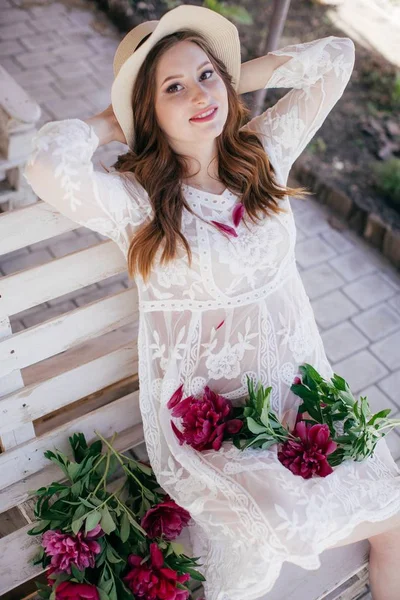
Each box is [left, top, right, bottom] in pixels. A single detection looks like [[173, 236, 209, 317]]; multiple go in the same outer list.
[[111, 29, 312, 283]]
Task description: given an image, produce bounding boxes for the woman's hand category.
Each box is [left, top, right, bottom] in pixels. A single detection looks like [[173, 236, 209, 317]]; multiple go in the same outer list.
[[84, 104, 127, 146]]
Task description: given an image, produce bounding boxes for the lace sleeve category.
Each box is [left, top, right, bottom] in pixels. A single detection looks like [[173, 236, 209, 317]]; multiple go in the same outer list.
[[243, 36, 355, 183], [23, 118, 152, 256]]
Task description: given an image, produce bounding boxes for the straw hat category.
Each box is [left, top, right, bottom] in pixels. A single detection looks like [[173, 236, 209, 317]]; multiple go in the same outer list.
[[111, 4, 241, 150]]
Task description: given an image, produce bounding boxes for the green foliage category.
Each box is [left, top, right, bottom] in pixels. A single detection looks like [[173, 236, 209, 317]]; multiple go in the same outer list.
[[370, 157, 400, 208], [28, 432, 204, 598], [163, 0, 253, 24]]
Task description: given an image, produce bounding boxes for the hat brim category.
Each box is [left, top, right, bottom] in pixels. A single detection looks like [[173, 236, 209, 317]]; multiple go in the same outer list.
[[111, 5, 241, 150]]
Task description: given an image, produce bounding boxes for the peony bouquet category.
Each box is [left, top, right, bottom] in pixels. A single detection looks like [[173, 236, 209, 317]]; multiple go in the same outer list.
[[168, 363, 400, 480], [28, 432, 204, 600]]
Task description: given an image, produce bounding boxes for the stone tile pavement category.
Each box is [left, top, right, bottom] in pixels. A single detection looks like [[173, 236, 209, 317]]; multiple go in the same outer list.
[[1, 0, 400, 470]]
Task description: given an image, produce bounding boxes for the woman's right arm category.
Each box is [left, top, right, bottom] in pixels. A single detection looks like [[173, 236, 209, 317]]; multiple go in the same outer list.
[[23, 107, 151, 255]]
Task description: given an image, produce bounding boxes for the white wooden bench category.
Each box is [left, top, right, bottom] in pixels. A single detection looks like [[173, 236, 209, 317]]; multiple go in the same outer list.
[[0, 90, 370, 600]]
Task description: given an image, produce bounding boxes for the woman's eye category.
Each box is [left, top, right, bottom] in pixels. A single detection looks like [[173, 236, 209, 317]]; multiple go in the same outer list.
[[166, 70, 214, 94]]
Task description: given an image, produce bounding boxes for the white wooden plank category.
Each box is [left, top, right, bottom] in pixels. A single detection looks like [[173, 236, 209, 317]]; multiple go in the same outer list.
[[0, 288, 138, 378], [0, 240, 127, 318], [0, 201, 77, 255], [0, 343, 138, 436], [260, 542, 369, 600], [0, 424, 145, 593], [0, 391, 142, 490], [0, 314, 35, 451], [0, 424, 144, 513]]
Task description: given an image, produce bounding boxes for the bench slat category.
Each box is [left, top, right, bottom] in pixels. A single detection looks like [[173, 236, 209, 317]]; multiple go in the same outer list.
[[0, 391, 142, 491], [0, 344, 138, 437], [0, 241, 126, 318], [0, 424, 144, 514], [0, 201, 77, 255], [0, 289, 138, 377]]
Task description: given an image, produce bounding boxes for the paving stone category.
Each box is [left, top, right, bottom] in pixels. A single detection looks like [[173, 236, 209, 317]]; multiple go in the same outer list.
[[30, 15, 75, 33], [15, 49, 59, 69], [312, 290, 359, 329], [295, 236, 338, 269], [389, 294, 400, 315], [342, 272, 397, 309], [52, 76, 100, 98], [332, 350, 389, 394], [52, 43, 94, 61], [0, 247, 30, 263], [19, 31, 61, 51], [74, 282, 126, 307], [1, 8, 30, 23], [43, 97, 95, 120], [13, 300, 49, 322], [352, 304, 400, 342], [377, 369, 400, 406], [97, 272, 129, 288], [0, 56, 22, 74], [21, 300, 76, 328], [321, 321, 369, 363], [27, 230, 79, 252], [300, 262, 345, 300], [321, 227, 355, 255], [28, 3, 68, 18], [294, 227, 306, 242], [384, 430, 400, 461], [1, 249, 53, 275], [0, 39, 25, 56], [48, 59, 93, 80], [0, 21, 33, 40], [293, 206, 332, 237], [87, 37, 119, 55], [90, 68, 115, 90], [8, 319, 25, 333], [48, 232, 99, 259], [13, 67, 54, 88], [329, 249, 382, 283], [369, 330, 400, 371], [28, 84, 62, 104], [47, 283, 100, 307], [357, 384, 398, 415], [83, 88, 112, 112]]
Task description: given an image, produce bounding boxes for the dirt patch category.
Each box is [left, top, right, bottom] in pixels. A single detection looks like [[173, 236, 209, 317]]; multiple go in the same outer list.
[[93, 0, 400, 232]]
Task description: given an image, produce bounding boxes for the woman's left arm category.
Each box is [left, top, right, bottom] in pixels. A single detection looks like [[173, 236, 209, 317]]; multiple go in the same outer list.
[[239, 36, 355, 182]]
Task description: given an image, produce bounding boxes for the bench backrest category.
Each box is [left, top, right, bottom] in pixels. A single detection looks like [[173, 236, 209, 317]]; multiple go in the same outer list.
[[0, 202, 144, 598]]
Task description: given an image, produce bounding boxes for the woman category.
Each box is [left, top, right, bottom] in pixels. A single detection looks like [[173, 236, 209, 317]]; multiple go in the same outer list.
[[23, 5, 400, 599]]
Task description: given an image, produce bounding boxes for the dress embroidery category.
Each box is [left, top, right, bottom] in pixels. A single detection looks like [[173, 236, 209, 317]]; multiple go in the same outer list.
[[23, 35, 400, 600]]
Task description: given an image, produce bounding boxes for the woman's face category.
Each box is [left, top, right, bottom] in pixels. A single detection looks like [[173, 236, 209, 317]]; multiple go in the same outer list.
[[154, 40, 229, 147]]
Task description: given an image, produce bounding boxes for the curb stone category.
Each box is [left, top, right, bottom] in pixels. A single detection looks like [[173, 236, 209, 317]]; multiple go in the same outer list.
[[292, 162, 400, 269]]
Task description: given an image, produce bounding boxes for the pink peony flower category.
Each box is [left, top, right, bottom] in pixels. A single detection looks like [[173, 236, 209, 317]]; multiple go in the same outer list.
[[293, 376, 302, 385], [141, 495, 191, 540], [168, 385, 243, 451], [278, 421, 337, 479], [232, 202, 245, 227], [55, 581, 100, 600], [45, 566, 58, 587], [210, 221, 238, 237], [215, 320, 225, 330], [42, 525, 103, 574], [123, 542, 190, 600]]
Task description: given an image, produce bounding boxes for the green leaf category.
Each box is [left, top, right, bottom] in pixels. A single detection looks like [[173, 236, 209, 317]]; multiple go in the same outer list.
[[71, 516, 85, 535], [71, 564, 84, 582], [246, 417, 267, 435], [85, 510, 102, 534], [100, 505, 116, 535], [97, 589, 111, 600], [170, 542, 185, 556], [120, 511, 130, 543], [184, 567, 206, 581], [368, 408, 392, 425], [28, 520, 51, 535], [106, 545, 123, 564]]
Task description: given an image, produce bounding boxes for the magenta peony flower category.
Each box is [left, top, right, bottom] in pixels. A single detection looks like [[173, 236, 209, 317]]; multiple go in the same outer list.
[[232, 202, 245, 227], [210, 220, 238, 237], [123, 542, 190, 600], [55, 581, 100, 600], [141, 495, 191, 540], [42, 525, 103, 574], [293, 376, 302, 385], [168, 385, 243, 451], [278, 421, 337, 479]]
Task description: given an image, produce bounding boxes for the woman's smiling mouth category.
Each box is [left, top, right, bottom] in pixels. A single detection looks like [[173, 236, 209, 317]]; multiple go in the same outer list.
[[190, 107, 218, 122]]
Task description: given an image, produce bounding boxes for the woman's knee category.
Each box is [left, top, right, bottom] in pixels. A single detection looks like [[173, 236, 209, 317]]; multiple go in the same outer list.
[[369, 523, 400, 556]]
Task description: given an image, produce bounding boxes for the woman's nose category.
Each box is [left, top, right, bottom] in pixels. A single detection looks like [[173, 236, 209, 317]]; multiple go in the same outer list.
[[191, 83, 210, 104]]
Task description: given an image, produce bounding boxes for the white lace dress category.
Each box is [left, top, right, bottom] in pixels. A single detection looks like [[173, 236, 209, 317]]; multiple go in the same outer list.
[[23, 35, 400, 600]]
